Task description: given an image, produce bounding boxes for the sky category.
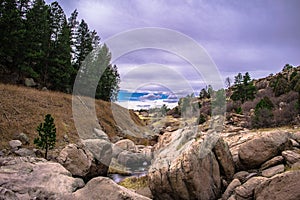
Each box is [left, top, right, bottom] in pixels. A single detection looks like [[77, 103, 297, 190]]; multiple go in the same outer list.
[[47, 0, 300, 109]]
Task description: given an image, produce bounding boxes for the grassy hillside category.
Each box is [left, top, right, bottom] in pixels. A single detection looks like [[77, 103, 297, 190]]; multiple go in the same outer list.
[[0, 84, 148, 150]]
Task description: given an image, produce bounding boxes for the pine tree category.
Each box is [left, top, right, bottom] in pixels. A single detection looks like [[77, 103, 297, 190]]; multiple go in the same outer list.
[[231, 72, 256, 103], [48, 1, 73, 91], [76, 20, 93, 69], [24, 0, 51, 81], [97, 64, 120, 101], [0, 0, 25, 76], [34, 114, 56, 159]]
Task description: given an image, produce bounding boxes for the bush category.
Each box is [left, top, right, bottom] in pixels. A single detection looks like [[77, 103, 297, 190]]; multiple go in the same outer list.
[[235, 107, 243, 114], [252, 108, 274, 128], [252, 97, 274, 128], [198, 114, 206, 124], [255, 96, 274, 111], [270, 75, 290, 97], [273, 100, 298, 126]]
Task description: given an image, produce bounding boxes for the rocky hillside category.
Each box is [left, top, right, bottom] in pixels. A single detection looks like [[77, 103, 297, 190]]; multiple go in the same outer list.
[[0, 83, 151, 152], [166, 65, 300, 129]]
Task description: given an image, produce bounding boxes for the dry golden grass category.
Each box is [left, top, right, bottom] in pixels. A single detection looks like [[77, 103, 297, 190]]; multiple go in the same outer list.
[[0, 83, 147, 151], [119, 175, 149, 190]]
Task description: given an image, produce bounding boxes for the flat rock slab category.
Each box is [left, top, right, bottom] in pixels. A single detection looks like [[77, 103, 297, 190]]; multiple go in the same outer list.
[[262, 164, 284, 178]]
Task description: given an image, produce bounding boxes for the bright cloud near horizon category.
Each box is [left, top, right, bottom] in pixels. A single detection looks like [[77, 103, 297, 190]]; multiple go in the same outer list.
[[48, 0, 300, 108]]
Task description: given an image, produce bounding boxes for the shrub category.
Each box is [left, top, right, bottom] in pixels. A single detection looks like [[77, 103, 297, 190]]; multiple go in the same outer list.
[[252, 97, 274, 128], [273, 100, 298, 126], [255, 96, 274, 111], [198, 114, 206, 124], [235, 107, 243, 114], [252, 108, 274, 128], [270, 75, 290, 97]]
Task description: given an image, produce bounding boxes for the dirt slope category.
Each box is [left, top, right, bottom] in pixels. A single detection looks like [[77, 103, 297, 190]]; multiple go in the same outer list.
[[0, 84, 149, 150]]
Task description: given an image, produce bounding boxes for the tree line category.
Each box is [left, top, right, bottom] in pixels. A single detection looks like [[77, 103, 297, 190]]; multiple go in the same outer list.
[[0, 0, 120, 101]]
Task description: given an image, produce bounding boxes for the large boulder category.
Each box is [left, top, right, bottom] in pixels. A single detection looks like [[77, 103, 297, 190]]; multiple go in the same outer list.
[[255, 171, 300, 200], [0, 157, 84, 199], [14, 133, 30, 145], [82, 139, 112, 179], [9, 140, 22, 150], [114, 139, 138, 153], [117, 151, 147, 169], [72, 177, 150, 200], [238, 132, 292, 169], [57, 143, 93, 178], [148, 129, 222, 200], [112, 139, 139, 159], [24, 78, 36, 87]]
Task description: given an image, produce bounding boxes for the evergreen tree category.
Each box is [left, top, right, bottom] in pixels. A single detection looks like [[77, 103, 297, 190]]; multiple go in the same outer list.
[[75, 19, 93, 69], [225, 77, 231, 88], [97, 64, 120, 101], [252, 96, 274, 128], [231, 72, 256, 103], [48, 1, 73, 91], [0, 0, 25, 76], [199, 88, 208, 99], [75, 44, 120, 101], [270, 74, 290, 97], [24, 0, 51, 81], [34, 114, 56, 159]]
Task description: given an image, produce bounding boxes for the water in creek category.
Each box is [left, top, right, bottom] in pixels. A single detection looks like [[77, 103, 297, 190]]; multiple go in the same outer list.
[[109, 170, 148, 183]]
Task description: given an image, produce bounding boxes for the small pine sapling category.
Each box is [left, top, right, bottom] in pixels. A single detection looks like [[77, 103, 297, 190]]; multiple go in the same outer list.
[[34, 114, 56, 159]]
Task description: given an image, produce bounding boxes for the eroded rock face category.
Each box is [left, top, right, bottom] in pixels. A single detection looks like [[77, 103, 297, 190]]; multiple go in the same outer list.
[[148, 129, 222, 200], [234, 177, 267, 200], [213, 137, 235, 180], [114, 139, 138, 153], [255, 171, 300, 200], [57, 143, 93, 178], [222, 179, 241, 200], [282, 150, 300, 166], [238, 132, 292, 169], [117, 151, 146, 169], [82, 139, 112, 179], [261, 164, 284, 178], [0, 157, 84, 199], [72, 177, 150, 200]]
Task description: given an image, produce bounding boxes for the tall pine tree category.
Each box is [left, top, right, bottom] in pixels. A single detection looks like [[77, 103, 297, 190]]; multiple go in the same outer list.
[[0, 0, 25, 79], [48, 1, 73, 91], [24, 0, 51, 81]]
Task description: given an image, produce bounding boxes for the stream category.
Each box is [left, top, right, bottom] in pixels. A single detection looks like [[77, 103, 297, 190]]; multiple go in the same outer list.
[[109, 170, 148, 183]]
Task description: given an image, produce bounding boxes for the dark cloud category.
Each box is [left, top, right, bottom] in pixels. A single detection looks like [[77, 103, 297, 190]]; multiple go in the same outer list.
[[47, 0, 300, 94]]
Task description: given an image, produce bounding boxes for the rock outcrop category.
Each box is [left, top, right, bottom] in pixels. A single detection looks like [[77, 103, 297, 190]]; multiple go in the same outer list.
[[72, 177, 150, 200], [82, 139, 112, 180], [255, 171, 300, 200], [238, 132, 292, 169], [148, 128, 300, 200], [0, 157, 84, 199], [57, 143, 93, 178], [148, 128, 223, 200]]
